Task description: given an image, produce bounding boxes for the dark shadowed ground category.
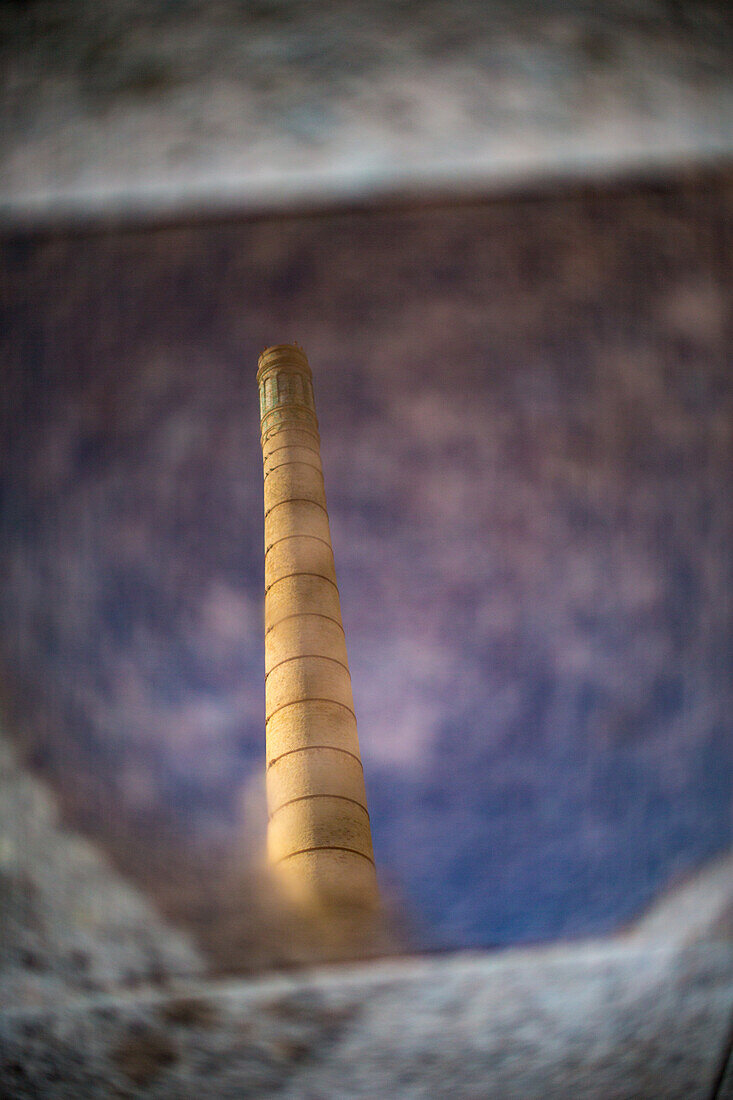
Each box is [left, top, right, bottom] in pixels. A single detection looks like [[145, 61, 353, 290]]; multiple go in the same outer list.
[[0, 169, 731, 966]]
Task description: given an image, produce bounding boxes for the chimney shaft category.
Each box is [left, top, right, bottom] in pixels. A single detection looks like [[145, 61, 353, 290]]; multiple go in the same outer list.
[[258, 344, 378, 913]]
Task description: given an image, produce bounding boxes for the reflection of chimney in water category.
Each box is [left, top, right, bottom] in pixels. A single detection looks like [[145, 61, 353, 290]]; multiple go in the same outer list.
[[257, 344, 379, 914]]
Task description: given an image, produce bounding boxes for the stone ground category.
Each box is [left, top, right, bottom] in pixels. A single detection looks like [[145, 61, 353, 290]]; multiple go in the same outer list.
[[1, 938, 731, 1098], [0, 726, 203, 1010], [1, 0, 732, 224]]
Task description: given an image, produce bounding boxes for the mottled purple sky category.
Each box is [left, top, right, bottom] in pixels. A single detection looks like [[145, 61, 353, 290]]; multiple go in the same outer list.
[[1, 172, 731, 956]]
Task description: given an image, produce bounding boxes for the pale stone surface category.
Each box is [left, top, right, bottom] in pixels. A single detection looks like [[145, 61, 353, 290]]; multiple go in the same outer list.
[[0, 730, 203, 1010], [626, 851, 733, 946], [1, 939, 730, 1098], [1, 1, 732, 225]]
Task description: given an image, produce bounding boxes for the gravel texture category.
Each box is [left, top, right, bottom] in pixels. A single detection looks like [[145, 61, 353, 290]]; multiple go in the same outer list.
[[1, 0, 732, 224], [1, 938, 732, 1098], [0, 730, 203, 1010]]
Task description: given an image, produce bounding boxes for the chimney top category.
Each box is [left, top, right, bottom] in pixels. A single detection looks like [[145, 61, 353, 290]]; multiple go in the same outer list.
[[257, 343, 311, 383]]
